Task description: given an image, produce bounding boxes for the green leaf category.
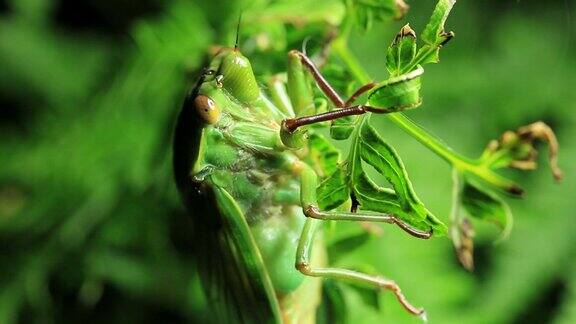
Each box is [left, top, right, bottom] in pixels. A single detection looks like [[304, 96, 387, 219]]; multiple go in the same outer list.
[[308, 133, 341, 177], [367, 66, 423, 111], [461, 180, 513, 239], [318, 168, 351, 211], [359, 121, 428, 211], [353, 172, 404, 215], [386, 24, 417, 76], [342, 120, 447, 234], [352, 162, 447, 235], [359, 123, 447, 233], [347, 0, 407, 31], [406, 0, 455, 68], [317, 281, 348, 324], [330, 115, 357, 140], [421, 0, 456, 46], [381, 0, 455, 76]]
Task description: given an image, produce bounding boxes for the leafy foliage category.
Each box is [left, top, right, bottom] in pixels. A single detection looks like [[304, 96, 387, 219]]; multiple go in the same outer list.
[[461, 181, 512, 238], [320, 0, 459, 236], [385, 24, 416, 76], [344, 0, 408, 31]]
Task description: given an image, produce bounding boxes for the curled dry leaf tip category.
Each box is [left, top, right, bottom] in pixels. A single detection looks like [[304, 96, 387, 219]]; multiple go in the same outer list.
[[517, 121, 563, 181]]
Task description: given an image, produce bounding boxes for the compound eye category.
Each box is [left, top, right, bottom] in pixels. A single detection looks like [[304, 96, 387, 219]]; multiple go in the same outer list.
[[194, 95, 220, 124]]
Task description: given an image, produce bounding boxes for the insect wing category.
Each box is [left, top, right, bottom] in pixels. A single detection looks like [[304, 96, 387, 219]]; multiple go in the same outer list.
[[187, 182, 282, 324]]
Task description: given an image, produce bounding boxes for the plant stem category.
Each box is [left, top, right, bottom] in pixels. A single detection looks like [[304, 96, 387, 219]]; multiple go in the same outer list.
[[385, 112, 473, 166]]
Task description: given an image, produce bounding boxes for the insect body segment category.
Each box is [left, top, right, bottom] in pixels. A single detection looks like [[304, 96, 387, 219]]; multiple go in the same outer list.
[[174, 46, 430, 323]]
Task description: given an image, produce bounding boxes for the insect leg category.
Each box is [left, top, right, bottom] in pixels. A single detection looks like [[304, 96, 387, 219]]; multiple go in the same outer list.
[[295, 218, 426, 317], [288, 50, 345, 108], [282, 50, 381, 134], [345, 82, 377, 106], [304, 205, 431, 239], [299, 164, 431, 239], [282, 105, 392, 133], [288, 50, 378, 108], [268, 76, 296, 117]]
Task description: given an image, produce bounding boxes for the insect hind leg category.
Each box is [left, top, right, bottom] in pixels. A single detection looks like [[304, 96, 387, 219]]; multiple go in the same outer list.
[[295, 217, 426, 317]]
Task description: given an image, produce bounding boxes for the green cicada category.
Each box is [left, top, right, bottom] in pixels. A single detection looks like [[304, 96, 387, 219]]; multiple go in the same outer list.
[[172, 44, 438, 323]]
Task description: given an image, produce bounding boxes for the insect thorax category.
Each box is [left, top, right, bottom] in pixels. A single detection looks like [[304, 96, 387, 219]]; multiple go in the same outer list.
[[196, 124, 303, 225], [196, 123, 312, 296]]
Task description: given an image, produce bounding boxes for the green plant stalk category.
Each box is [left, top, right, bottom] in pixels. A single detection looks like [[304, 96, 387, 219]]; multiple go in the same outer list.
[[332, 39, 519, 193], [449, 168, 463, 243]]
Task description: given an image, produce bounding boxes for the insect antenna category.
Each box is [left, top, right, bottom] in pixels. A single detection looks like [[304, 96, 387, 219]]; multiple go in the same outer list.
[[234, 13, 242, 51], [301, 36, 311, 56]]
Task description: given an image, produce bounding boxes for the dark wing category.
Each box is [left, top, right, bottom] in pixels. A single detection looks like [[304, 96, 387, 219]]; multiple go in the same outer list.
[[196, 184, 282, 324], [177, 178, 282, 324], [173, 76, 205, 196]]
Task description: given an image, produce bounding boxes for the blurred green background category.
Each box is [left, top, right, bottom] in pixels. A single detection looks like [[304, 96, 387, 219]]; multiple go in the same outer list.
[[0, 0, 574, 323]]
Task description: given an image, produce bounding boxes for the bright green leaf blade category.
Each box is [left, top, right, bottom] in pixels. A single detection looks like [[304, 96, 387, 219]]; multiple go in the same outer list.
[[348, 0, 404, 31], [318, 168, 351, 211], [308, 133, 341, 177], [330, 115, 357, 140], [359, 120, 423, 211], [400, 0, 455, 71], [367, 66, 423, 111], [412, 44, 441, 66], [353, 172, 403, 211], [461, 180, 513, 240], [353, 172, 447, 235], [343, 116, 446, 235], [386, 24, 417, 76], [421, 0, 456, 45]]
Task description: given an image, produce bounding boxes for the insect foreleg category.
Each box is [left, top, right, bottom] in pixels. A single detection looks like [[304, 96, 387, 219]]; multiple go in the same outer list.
[[282, 51, 384, 133], [288, 50, 346, 108], [288, 50, 377, 109], [268, 76, 296, 117]]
